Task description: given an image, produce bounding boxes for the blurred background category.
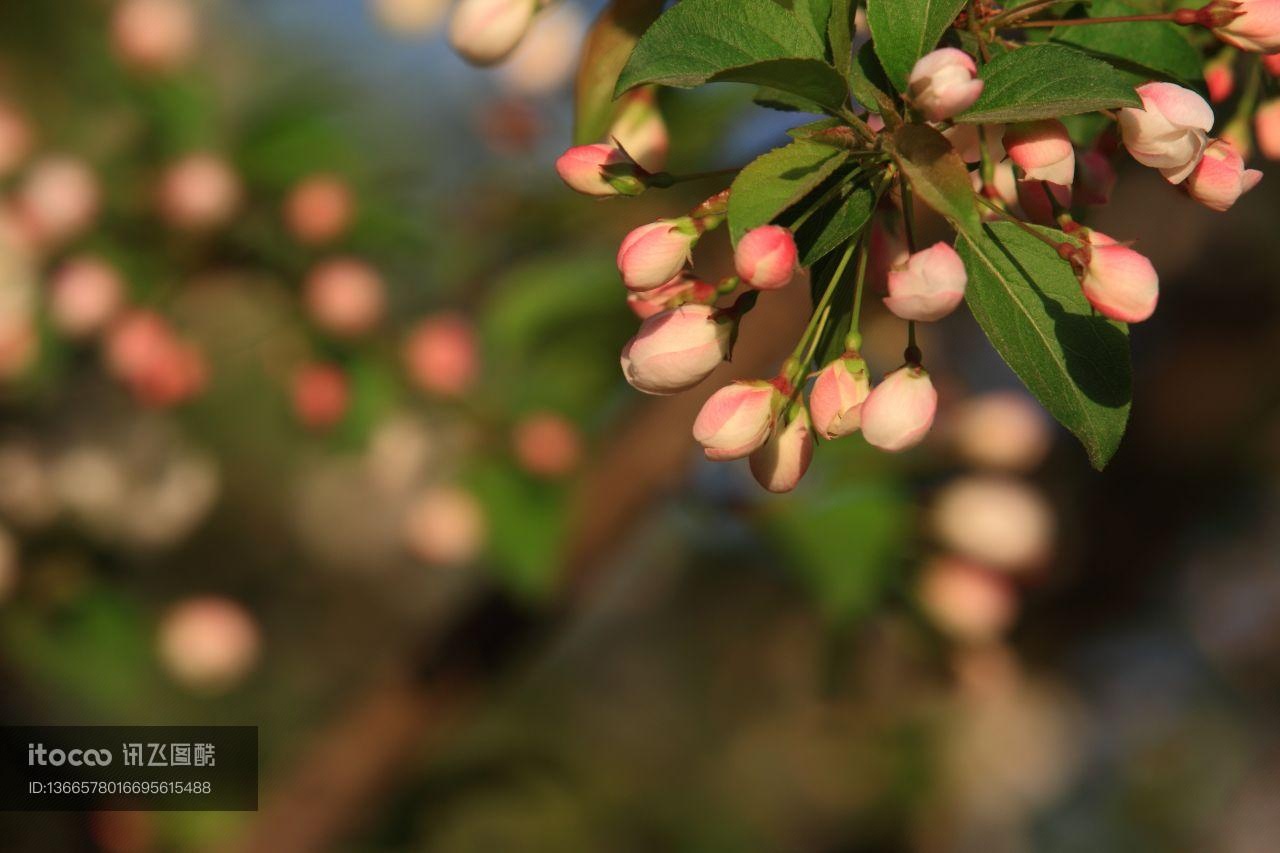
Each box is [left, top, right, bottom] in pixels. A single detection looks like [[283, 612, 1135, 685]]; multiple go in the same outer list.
[[1, 1, 1279, 850]]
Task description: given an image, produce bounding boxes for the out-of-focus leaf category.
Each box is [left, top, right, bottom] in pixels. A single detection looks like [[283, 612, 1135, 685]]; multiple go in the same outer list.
[[956, 222, 1132, 469], [470, 463, 567, 601], [574, 0, 667, 145]]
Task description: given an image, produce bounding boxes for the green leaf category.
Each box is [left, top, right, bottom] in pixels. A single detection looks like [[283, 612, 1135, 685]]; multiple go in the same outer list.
[[865, 0, 968, 92], [794, 180, 878, 266], [956, 222, 1132, 469], [791, 0, 837, 51], [616, 0, 850, 112], [957, 43, 1141, 124], [574, 0, 668, 145], [1051, 0, 1204, 89], [728, 138, 850, 244], [829, 0, 855, 79], [890, 123, 980, 235], [849, 41, 896, 115], [754, 86, 829, 114]]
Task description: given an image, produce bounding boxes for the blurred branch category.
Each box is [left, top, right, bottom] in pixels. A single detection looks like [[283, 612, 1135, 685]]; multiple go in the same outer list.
[[225, 285, 810, 853]]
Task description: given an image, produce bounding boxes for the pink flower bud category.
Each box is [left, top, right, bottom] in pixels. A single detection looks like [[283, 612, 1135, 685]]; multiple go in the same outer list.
[[608, 88, 669, 173], [0, 101, 33, 179], [555, 143, 645, 197], [403, 312, 479, 396], [617, 218, 698, 292], [884, 242, 968, 322], [158, 596, 259, 693], [626, 275, 715, 319], [692, 380, 780, 461], [861, 365, 938, 452], [304, 258, 385, 337], [1206, 60, 1237, 103], [403, 486, 487, 566], [907, 48, 985, 122], [1118, 83, 1214, 183], [291, 363, 349, 430], [371, 0, 451, 36], [18, 156, 100, 247], [112, 0, 197, 74], [932, 476, 1055, 571], [495, 3, 583, 96], [48, 256, 125, 339], [1256, 98, 1280, 159], [1077, 148, 1117, 206], [735, 225, 798, 291], [156, 153, 241, 231], [105, 311, 207, 408], [448, 0, 537, 66], [285, 174, 354, 244], [1004, 120, 1075, 187], [1265, 52, 1280, 75], [621, 304, 732, 395], [809, 356, 871, 439], [972, 160, 1020, 215], [918, 557, 1017, 643], [1184, 138, 1263, 211], [1016, 179, 1072, 225], [943, 123, 1005, 164], [1213, 0, 1280, 53], [1080, 231, 1159, 323], [749, 407, 814, 493], [512, 411, 582, 478]]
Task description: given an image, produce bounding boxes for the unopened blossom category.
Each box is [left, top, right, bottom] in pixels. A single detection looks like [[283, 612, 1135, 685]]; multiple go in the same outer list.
[[512, 411, 582, 478], [861, 365, 938, 452], [285, 174, 354, 244], [933, 476, 1055, 571], [0, 101, 32, 178], [907, 48, 985, 121], [949, 391, 1052, 472], [608, 88, 669, 173], [749, 407, 814, 493], [371, 0, 450, 36], [621, 303, 732, 395], [1080, 231, 1159, 323], [304, 258, 385, 337], [1184, 138, 1263, 211], [448, 0, 538, 66], [626, 275, 714, 319], [156, 153, 241, 231], [18, 156, 101, 247], [1206, 58, 1237, 103], [1016, 179, 1071, 225], [48, 256, 125, 339], [555, 144, 646, 197], [809, 356, 871, 439], [1256, 98, 1280, 159], [971, 160, 1020, 215], [1211, 0, 1280, 53], [157, 596, 260, 693], [617, 218, 698, 291], [884, 243, 968, 322], [734, 225, 798, 291], [403, 486, 487, 566], [403, 312, 479, 396], [291, 363, 349, 430], [1004, 120, 1075, 187], [918, 557, 1017, 643], [112, 0, 197, 73], [1077, 148, 1117, 206], [495, 2, 583, 95], [944, 123, 1005, 164], [1265, 52, 1280, 74], [692, 380, 780, 461], [1118, 83, 1214, 183]]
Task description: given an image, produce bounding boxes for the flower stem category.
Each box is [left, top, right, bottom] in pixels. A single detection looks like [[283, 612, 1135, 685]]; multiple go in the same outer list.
[[1010, 12, 1178, 29], [789, 238, 858, 373]]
